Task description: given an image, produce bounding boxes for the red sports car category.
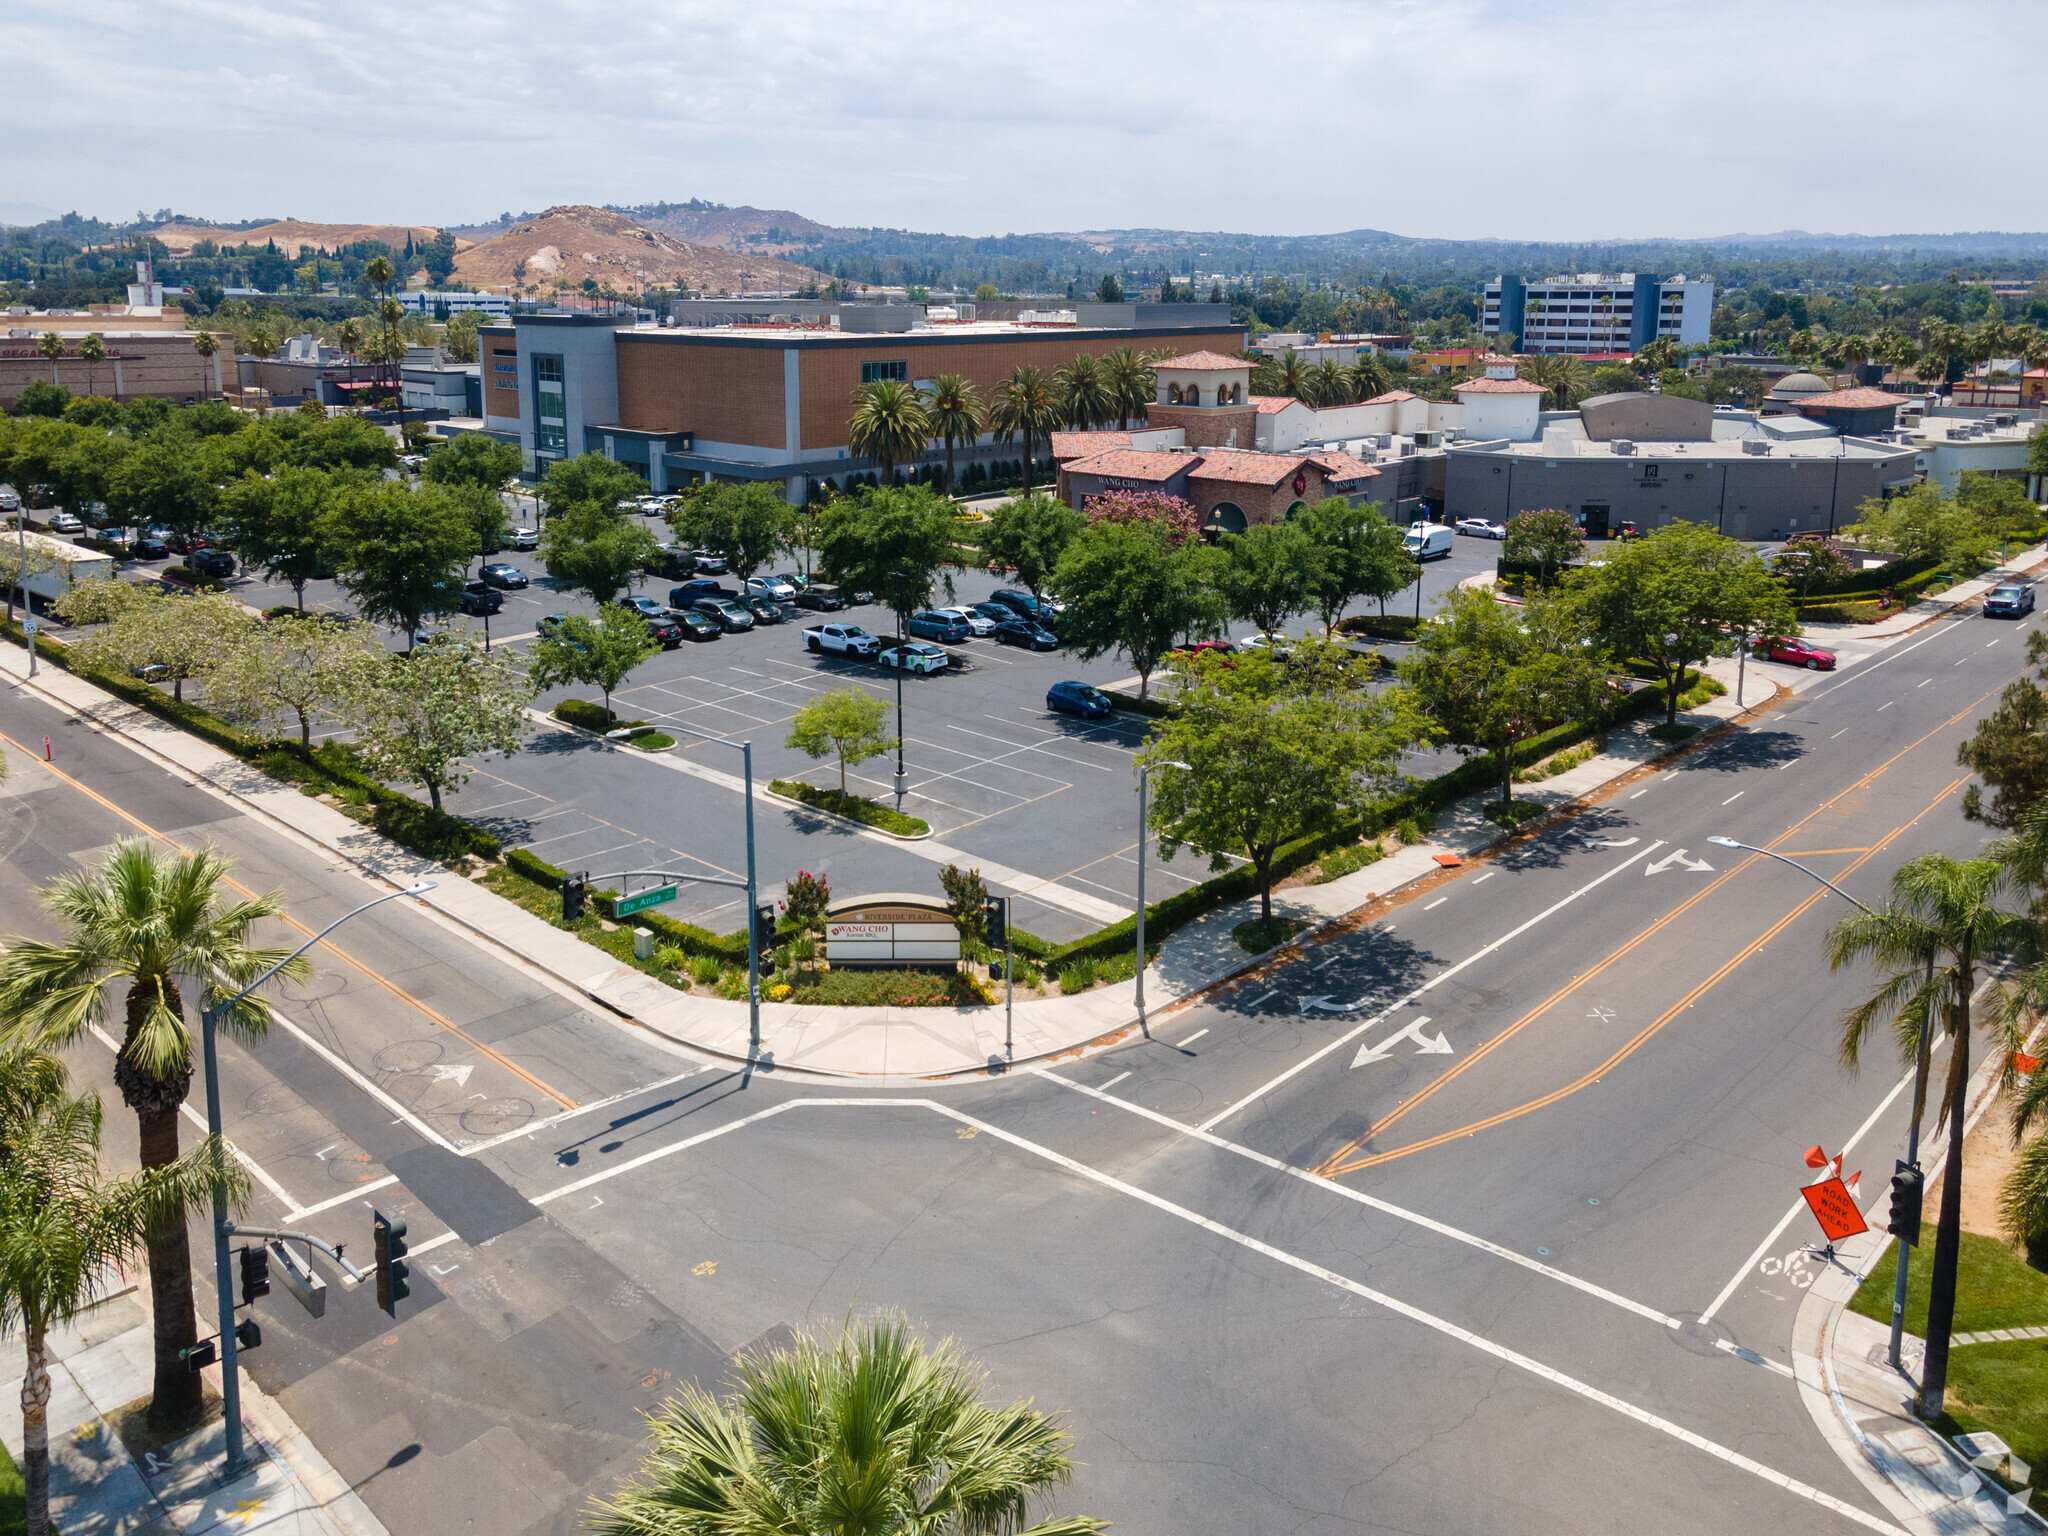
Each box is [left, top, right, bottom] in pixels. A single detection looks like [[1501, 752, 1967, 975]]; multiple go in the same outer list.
[[1760, 637, 1837, 670]]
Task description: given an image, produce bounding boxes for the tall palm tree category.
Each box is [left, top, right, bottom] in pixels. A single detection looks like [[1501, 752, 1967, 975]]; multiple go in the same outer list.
[[0, 1061, 234, 1536], [1836, 332, 1872, 377], [77, 334, 107, 400], [1786, 328, 1817, 369], [188, 331, 218, 401], [846, 379, 932, 485], [1517, 354, 1588, 411], [1346, 352, 1392, 403], [988, 366, 1063, 497], [1274, 350, 1310, 402], [1054, 351, 1112, 430], [590, 1313, 1107, 1536], [1919, 320, 1964, 386], [0, 841, 308, 1430], [1825, 854, 2029, 1418], [922, 374, 984, 496], [33, 333, 63, 387], [1306, 358, 1351, 407], [1101, 345, 1154, 430]]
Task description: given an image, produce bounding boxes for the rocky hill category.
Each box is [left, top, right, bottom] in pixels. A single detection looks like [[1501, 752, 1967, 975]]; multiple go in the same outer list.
[[452, 205, 825, 296], [612, 201, 838, 255], [146, 219, 468, 256]]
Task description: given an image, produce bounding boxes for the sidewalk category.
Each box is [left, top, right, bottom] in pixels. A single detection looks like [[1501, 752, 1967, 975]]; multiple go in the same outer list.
[[0, 1285, 382, 1536], [0, 633, 1767, 1085], [1802, 543, 2048, 642]]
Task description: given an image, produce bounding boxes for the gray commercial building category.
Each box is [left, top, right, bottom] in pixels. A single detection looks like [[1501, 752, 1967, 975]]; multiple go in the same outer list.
[[1444, 392, 1920, 542]]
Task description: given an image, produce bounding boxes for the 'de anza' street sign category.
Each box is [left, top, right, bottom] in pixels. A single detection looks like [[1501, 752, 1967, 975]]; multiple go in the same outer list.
[[615, 884, 678, 917]]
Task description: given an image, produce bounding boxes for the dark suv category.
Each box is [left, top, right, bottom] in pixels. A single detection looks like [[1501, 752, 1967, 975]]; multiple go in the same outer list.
[[189, 548, 237, 579]]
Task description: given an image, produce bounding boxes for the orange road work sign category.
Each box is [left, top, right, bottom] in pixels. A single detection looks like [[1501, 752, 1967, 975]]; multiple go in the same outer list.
[[1801, 1176, 1869, 1243]]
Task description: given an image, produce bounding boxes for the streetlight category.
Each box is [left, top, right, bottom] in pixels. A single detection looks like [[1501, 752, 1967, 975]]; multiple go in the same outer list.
[[888, 569, 912, 811], [201, 879, 436, 1479], [1135, 760, 1191, 1028], [1710, 832, 1931, 1370]]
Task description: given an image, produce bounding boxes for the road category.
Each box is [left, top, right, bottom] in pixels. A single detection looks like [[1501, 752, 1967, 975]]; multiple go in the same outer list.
[[0, 588, 2028, 1533]]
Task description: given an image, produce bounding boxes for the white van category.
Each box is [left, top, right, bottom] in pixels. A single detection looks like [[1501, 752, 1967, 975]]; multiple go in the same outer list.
[[1405, 523, 1454, 561]]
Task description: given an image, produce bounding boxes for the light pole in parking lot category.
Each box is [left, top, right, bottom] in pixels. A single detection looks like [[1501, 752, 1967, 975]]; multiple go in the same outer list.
[[889, 569, 910, 810], [1134, 759, 1192, 1029]]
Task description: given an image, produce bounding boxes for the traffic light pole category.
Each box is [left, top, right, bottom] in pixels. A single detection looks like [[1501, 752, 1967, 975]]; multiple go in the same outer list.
[[198, 881, 434, 1481]]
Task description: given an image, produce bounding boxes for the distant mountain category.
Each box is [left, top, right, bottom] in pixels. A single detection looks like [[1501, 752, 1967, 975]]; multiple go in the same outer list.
[[610, 201, 839, 254], [452, 205, 826, 295], [146, 218, 469, 256], [1697, 230, 2048, 254]]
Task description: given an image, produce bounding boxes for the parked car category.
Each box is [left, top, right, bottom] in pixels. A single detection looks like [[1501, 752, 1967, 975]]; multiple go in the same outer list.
[[989, 588, 1060, 621], [1239, 634, 1295, 660], [934, 605, 996, 636], [1760, 636, 1837, 670], [994, 619, 1058, 651], [480, 562, 529, 590], [670, 578, 731, 606], [189, 548, 237, 578], [644, 615, 685, 648], [636, 495, 671, 518], [747, 574, 797, 602], [130, 535, 169, 561], [792, 582, 846, 612], [907, 609, 972, 643], [621, 596, 672, 623], [454, 581, 502, 617], [537, 613, 575, 642], [691, 596, 755, 632], [1047, 680, 1113, 719], [673, 609, 722, 642], [1170, 638, 1236, 661], [1404, 524, 1454, 561], [508, 526, 539, 551], [1984, 583, 2036, 618], [692, 550, 728, 574], [879, 641, 950, 675], [741, 594, 792, 625], [804, 622, 880, 657], [46, 511, 83, 535], [968, 601, 1017, 627], [1455, 518, 1507, 540]]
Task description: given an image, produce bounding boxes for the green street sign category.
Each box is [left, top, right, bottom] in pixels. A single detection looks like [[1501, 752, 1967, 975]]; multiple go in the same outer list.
[[615, 884, 678, 917]]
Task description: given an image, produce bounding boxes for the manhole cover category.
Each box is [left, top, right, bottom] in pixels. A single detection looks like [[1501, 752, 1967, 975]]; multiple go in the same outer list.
[[1239, 1019, 1305, 1053], [1140, 1078, 1202, 1114], [373, 1040, 445, 1074], [460, 1098, 534, 1136]]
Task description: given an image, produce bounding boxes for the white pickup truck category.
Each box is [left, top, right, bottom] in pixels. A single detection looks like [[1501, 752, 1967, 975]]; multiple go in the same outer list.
[[803, 622, 881, 657]]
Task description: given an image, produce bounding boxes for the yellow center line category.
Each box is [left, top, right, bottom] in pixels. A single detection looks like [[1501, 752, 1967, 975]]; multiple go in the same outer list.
[[0, 728, 579, 1111]]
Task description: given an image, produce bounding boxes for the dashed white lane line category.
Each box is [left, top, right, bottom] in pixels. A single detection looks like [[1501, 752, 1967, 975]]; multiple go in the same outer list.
[[1424, 896, 1448, 910], [1098, 1071, 1130, 1091], [1953, 658, 1968, 667], [1472, 871, 1495, 884], [1722, 791, 1744, 806], [1249, 990, 1278, 1007], [1916, 678, 1933, 687], [1877, 701, 1893, 711], [1630, 788, 1651, 799], [1831, 728, 1850, 739], [1174, 1029, 1209, 1049], [1313, 953, 1340, 971]]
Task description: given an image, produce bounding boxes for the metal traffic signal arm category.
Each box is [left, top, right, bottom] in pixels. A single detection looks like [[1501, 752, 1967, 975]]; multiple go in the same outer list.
[[223, 1224, 368, 1286]]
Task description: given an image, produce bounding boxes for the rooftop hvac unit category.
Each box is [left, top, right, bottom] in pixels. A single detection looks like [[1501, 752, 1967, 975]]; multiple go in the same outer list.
[[1400, 441, 1416, 458], [1612, 439, 1636, 456], [1946, 428, 1967, 440], [1412, 430, 1439, 448], [1995, 413, 2016, 427], [1375, 434, 1393, 449], [1742, 438, 1770, 455]]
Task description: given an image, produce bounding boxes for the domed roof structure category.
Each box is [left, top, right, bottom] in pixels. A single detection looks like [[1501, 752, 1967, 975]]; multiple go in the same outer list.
[[1768, 370, 1831, 399]]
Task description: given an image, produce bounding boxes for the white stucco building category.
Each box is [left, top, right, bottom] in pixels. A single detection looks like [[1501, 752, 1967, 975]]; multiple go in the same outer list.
[[1452, 360, 1546, 442]]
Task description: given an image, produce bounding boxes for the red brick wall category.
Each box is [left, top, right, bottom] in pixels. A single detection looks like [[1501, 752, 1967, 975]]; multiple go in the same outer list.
[[1146, 403, 1257, 450], [616, 335, 785, 445], [481, 333, 520, 424]]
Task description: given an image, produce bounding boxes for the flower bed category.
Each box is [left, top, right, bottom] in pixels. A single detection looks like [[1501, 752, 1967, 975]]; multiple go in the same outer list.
[[782, 968, 993, 1007]]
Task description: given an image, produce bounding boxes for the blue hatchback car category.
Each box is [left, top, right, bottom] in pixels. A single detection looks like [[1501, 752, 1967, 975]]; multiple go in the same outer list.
[[906, 609, 971, 643], [1047, 680, 1113, 720]]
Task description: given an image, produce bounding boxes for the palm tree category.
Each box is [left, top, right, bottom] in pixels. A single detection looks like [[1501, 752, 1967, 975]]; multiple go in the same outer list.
[[590, 1313, 1106, 1536], [77, 334, 108, 400], [988, 366, 1063, 497], [1837, 332, 1872, 378], [1825, 854, 2029, 1417], [1101, 345, 1154, 429], [846, 379, 932, 485], [1919, 320, 1964, 387], [1054, 351, 1113, 430], [0, 1059, 235, 1536], [1346, 352, 1392, 403], [0, 841, 308, 1430], [1274, 350, 1310, 402], [1518, 354, 1588, 411], [188, 331, 218, 401], [1306, 358, 1351, 407], [922, 374, 984, 496], [33, 333, 63, 387]]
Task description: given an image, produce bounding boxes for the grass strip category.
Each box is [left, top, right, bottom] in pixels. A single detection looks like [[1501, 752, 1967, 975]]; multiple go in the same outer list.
[[769, 779, 930, 836]]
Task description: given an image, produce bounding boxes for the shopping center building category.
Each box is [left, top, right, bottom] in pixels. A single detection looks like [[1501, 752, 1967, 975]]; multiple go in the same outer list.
[[476, 309, 1246, 500]]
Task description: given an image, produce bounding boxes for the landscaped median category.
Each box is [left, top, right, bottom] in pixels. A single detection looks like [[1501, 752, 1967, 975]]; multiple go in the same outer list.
[[766, 779, 931, 837]]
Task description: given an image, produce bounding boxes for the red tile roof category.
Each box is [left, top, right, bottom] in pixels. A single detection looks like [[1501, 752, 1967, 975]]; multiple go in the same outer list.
[[1363, 390, 1418, 404], [1050, 430, 1133, 460], [1061, 449, 1193, 482], [1187, 450, 1307, 487], [1454, 376, 1546, 394], [1796, 387, 1906, 411], [1251, 394, 1304, 415], [1156, 350, 1251, 371], [1306, 452, 1380, 483]]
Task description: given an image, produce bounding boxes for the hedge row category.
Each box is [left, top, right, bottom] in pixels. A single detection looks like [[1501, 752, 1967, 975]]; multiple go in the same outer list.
[[503, 845, 748, 963], [1794, 553, 1940, 600], [1336, 613, 1423, 641]]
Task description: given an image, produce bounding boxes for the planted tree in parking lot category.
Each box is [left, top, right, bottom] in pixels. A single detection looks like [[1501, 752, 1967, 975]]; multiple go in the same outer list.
[[1216, 520, 1324, 640], [815, 485, 958, 637], [527, 607, 660, 727], [1052, 518, 1222, 698], [1502, 509, 1584, 587], [667, 482, 793, 583], [217, 466, 347, 612], [348, 630, 530, 810], [203, 614, 386, 748], [1297, 498, 1414, 633], [1399, 587, 1605, 808], [104, 439, 214, 541], [63, 585, 253, 703], [269, 413, 399, 474], [1562, 520, 1791, 725], [327, 479, 477, 648], [422, 431, 523, 496], [1142, 643, 1429, 921], [984, 493, 1085, 600], [784, 686, 896, 798], [538, 451, 646, 529], [542, 501, 664, 609]]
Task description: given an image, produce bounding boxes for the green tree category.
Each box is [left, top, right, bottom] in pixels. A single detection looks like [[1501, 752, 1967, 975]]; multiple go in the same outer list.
[[1958, 630, 2048, 828], [1101, 346, 1155, 430], [10, 381, 70, 419], [1564, 521, 1792, 725], [939, 864, 991, 956], [1052, 518, 1222, 698], [328, 480, 478, 647], [348, 631, 530, 810], [543, 500, 664, 608], [217, 466, 344, 611], [1770, 538, 1854, 601], [32, 333, 63, 387], [984, 494, 1085, 602], [588, 1313, 1106, 1536], [815, 485, 958, 634], [988, 366, 1064, 496], [1588, 364, 1639, 398], [204, 614, 385, 748], [846, 379, 931, 485], [104, 438, 214, 539], [422, 230, 459, 285], [1096, 271, 1123, 303], [1298, 498, 1413, 633], [922, 373, 984, 495], [1502, 508, 1586, 586], [1840, 483, 1994, 578], [1142, 643, 1428, 920], [1346, 352, 1393, 403], [0, 1064, 237, 1535], [1400, 587, 1603, 806], [422, 430, 522, 496], [527, 607, 660, 724], [1518, 354, 1590, 410], [1825, 856, 2027, 1418], [538, 450, 645, 527], [668, 482, 793, 583], [188, 331, 219, 400], [275, 414, 399, 473], [1054, 352, 1113, 429], [64, 586, 252, 703], [1217, 520, 1324, 640], [0, 841, 308, 1431], [785, 686, 896, 798], [75, 334, 107, 400]]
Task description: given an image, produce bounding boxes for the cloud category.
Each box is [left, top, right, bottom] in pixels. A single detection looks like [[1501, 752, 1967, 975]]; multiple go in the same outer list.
[[5, 0, 2042, 241]]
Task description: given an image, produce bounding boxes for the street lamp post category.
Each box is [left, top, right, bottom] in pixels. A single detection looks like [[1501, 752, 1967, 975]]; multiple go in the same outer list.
[[1709, 833, 1930, 1370], [201, 879, 436, 1479], [648, 719, 763, 1054], [1134, 760, 1191, 1030], [17, 517, 35, 677], [889, 570, 911, 811]]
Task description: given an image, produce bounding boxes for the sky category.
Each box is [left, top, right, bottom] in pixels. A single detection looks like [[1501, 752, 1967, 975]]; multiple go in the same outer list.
[[4, 0, 2044, 242]]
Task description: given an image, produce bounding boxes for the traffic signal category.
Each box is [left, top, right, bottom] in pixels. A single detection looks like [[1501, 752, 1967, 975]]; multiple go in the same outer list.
[[372, 1210, 410, 1316], [234, 1319, 262, 1352], [753, 904, 777, 964], [1888, 1162, 1923, 1245], [238, 1244, 270, 1306], [562, 875, 587, 923], [181, 1339, 217, 1373], [983, 895, 1007, 949]]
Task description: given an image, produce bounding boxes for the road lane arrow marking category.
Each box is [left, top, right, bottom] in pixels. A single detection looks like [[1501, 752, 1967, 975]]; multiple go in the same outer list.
[[1582, 835, 1640, 849], [1300, 995, 1365, 1014], [1645, 848, 1714, 875], [1351, 1016, 1449, 1066], [429, 1064, 474, 1086]]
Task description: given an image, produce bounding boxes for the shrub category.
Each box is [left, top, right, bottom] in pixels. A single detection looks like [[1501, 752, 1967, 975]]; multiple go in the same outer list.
[[1315, 840, 1385, 883], [690, 955, 722, 986], [1057, 957, 1099, 994], [1395, 817, 1424, 845], [1483, 798, 1547, 829], [1514, 741, 1597, 783], [552, 698, 643, 732], [628, 732, 675, 750], [769, 779, 930, 836], [370, 794, 496, 864], [1233, 914, 1307, 954], [783, 968, 989, 1007], [507, 848, 567, 888]]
